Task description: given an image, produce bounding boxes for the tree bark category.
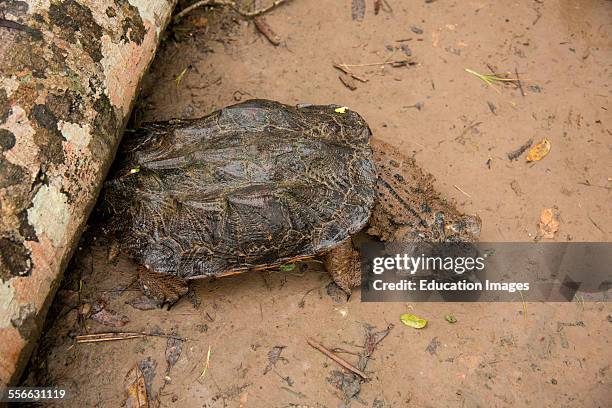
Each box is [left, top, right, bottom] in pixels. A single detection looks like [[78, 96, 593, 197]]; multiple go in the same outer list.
[[0, 0, 177, 386]]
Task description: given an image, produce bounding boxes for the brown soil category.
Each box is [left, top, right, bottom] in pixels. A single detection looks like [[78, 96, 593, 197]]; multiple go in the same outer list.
[[24, 1, 611, 407]]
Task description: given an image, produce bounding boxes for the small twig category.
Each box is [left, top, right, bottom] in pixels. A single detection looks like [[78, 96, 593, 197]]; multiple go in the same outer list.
[[339, 59, 413, 69], [587, 214, 606, 235], [507, 138, 533, 161], [330, 347, 361, 356], [75, 331, 185, 343], [196, 345, 212, 384], [577, 181, 612, 191], [453, 185, 472, 198], [174, 0, 288, 21], [298, 286, 320, 308], [306, 338, 369, 380], [253, 16, 281, 45], [515, 67, 526, 97], [281, 386, 306, 398], [332, 63, 369, 82], [457, 121, 482, 140]]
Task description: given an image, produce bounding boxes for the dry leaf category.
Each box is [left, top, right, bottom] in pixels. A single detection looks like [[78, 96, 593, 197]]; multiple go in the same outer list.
[[165, 337, 183, 371], [526, 138, 551, 162], [538, 208, 560, 239], [364, 324, 393, 357], [263, 345, 287, 374], [124, 364, 148, 408]]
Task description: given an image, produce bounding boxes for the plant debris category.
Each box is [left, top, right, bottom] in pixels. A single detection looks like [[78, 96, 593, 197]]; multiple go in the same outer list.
[[307, 338, 369, 379], [538, 207, 560, 239], [425, 337, 441, 355], [196, 345, 212, 384], [364, 324, 393, 357], [165, 336, 183, 372], [254, 16, 281, 45], [487, 101, 497, 115], [465, 68, 521, 93], [351, 0, 366, 21], [124, 364, 149, 408], [75, 332, 185, 344], [175, 67, 188, 88], [507, 138, 533, 161], [445, 314, 457, 323], [138, 357, 158, 399], [174, 0, 289, 21], [327, 370, 361, 400], [264, 345, 288, 374], [339, 72, 358, 90], [510, 180, 523, 196], [526, 138, 551, 162], [400, 313, 427, 329]]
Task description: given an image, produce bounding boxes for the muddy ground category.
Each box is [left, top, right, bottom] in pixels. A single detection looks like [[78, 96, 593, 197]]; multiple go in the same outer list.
[[23, 0, 611, 407]]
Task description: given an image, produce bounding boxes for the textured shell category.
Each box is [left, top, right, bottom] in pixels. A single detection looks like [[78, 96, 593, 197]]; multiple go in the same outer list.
[[99, 100, 377, 279]]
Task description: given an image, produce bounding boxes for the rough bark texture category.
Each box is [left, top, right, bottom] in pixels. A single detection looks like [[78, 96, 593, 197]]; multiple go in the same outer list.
[[0, 0, 177, 386]]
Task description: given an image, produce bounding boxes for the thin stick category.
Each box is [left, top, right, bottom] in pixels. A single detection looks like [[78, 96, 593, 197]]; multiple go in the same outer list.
[[453, 185, 472, 198], [515, 67, 525, 97], [332, 63, 369, 82], [338, 59, 413, 68], [174, 0, 288, 20], [75, 331, 185, 343], [306, 338, 369, 380]]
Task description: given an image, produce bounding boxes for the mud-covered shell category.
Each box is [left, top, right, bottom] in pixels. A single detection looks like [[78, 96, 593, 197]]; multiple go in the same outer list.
[[99, 100, 377, 279]]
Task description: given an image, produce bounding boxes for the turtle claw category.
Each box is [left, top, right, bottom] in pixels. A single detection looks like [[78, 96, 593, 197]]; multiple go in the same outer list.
[[325, 240, 361, 295], [137, 266, 189, 309]]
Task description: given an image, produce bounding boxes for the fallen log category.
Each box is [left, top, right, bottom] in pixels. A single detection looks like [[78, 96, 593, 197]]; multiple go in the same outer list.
[[0, 0, 177, 386]]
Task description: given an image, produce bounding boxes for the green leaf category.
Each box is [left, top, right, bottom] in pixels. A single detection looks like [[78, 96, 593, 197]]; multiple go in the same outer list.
[[400, 313, 427, 329], [279, 264, 296, 272], [445, 314, 457, 324], [130, 165, 140, 174]]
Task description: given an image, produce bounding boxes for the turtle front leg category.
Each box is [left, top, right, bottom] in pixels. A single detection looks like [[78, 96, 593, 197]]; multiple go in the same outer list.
[[137, 266, 189, 309], [324, 240, 361, 295]]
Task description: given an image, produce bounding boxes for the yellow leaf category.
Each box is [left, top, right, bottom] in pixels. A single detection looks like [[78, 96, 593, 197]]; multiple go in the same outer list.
[[400, 313, 427, 329], [124, 365, 148, 408], [526, 138, 551, 162], [334, 106, 348, 114]]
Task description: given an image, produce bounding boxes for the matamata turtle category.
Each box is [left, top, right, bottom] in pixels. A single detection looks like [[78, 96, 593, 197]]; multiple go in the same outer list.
[[98, 100, 480, 307]]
